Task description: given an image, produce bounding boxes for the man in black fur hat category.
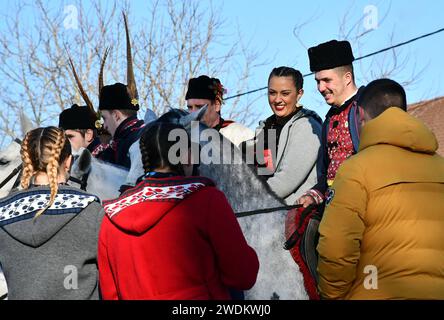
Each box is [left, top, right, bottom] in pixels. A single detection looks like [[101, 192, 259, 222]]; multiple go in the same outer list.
[[96, 82, 145, 169], [186, 75, 224, 128], [297, 40, 365, 209], [59, 104, 102, 153], [185, 75, 254, 147]]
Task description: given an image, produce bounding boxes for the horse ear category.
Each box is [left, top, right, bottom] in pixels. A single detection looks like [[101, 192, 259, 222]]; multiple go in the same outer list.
[[71, 147, 92, 176], [195, 105, 208, 121], [179, 105, 208, 130], [19, 111, 34, 137], [144, 109, 157, 125]]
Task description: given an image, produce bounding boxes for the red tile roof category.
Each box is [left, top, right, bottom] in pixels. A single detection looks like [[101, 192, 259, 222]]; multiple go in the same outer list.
[[408, 96, 444, 156]]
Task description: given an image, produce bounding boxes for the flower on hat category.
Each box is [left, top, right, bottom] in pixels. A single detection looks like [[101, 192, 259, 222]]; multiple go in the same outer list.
[[131, 98, 139, 106], [211, 81, 226, 104], [95, 119, 104, 130], [95, 111, 104, 129]]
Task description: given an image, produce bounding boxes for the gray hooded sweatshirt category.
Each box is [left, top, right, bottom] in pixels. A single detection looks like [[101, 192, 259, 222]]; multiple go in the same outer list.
[[0, 185, 104, 300], [256, 107, 322, 204]]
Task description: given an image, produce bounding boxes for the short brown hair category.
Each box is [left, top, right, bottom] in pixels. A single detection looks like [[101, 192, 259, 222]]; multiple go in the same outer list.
[[336, 64, 355, 83], [119, 109, 138, 118]]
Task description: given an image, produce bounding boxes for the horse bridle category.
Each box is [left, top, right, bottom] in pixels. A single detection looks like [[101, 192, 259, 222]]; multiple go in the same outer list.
[[0, 138, 23, 190], [0, 138, 89, 192], [67, 155, 90, 191]]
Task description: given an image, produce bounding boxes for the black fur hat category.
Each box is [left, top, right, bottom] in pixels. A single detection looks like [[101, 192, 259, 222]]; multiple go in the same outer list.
[[308, 40, 355, 72], [185, 75, 223, 101], [99, 82, 139, 111], [59, 104, 98, 130]]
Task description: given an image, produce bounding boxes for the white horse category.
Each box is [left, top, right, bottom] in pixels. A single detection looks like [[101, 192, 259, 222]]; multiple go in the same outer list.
[[0, 141, 22, 199], [0, 110, 308, 300], [195, 129, 308, 299], [67, 135, 308, 299], [0, 140, 24, 299], [70, 110, 308, 299]]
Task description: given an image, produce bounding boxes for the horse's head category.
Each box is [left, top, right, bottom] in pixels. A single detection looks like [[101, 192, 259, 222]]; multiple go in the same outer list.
[[70, 147, 129, 200], [0, 139, 22, 198], [144, 108, 158, 125], [155, 107, 208, 133], [70, 147, 92, 179]]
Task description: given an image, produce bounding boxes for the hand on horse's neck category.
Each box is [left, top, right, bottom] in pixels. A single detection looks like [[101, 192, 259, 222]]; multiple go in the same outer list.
[[33, 172, 68, 186]]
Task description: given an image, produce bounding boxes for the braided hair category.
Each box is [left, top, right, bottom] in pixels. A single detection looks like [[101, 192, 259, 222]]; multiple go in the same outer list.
[[139, 122, 189, 176], [20, 126, 72, 218]]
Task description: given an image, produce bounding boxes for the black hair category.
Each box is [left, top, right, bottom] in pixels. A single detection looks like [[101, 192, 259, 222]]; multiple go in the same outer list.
[[268, 66, 304, 90], [357, 78, 407, 119], [139, 121, 189, 175]]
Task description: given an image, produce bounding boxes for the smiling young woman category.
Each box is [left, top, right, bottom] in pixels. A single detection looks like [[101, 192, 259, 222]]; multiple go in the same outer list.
[[247, 66, 323, 205], [268, 75, 304, 118]]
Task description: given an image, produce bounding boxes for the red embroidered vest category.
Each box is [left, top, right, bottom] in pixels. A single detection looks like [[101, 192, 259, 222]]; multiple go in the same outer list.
[[326, 102, 354, 185]]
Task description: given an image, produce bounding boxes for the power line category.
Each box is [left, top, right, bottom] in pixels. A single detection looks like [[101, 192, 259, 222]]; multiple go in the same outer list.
[[225, 26, 444, 101]]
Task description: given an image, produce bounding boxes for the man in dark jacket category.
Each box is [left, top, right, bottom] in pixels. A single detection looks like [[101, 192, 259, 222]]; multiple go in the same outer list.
[[297, 40, 365, 209], [96, 83, 145, 169]]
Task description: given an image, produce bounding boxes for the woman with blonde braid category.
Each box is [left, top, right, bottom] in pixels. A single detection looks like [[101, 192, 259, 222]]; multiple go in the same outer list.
[[0, 126, 104, 300]]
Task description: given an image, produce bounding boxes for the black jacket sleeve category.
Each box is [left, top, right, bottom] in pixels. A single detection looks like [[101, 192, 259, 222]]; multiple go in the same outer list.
[[312, 118, 329, 197]]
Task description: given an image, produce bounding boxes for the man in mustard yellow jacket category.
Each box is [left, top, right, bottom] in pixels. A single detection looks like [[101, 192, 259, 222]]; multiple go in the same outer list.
[[317, 79, 444, 299]]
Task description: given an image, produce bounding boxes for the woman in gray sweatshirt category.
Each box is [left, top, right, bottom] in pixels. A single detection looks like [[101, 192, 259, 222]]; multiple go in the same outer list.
[[248, 67, 322, 204], [0, 126, 103, 300]]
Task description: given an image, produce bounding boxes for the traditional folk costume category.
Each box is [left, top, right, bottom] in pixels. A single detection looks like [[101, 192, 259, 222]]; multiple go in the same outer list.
[[285, 40, 364, 299], [303, 40, 364, 207], [66, 13, 145, 170], [96, 83, 144, 169]]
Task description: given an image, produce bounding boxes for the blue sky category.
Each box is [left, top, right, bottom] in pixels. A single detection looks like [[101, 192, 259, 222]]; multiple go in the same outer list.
[[217, 0, 444, 121], [1, 0, 443, 126]]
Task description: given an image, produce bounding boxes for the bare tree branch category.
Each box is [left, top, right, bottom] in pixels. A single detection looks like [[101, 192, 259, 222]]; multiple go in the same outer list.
[[0, 0, 264, 148]]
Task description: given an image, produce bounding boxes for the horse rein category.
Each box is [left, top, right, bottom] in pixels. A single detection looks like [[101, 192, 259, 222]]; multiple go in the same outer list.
[[235, 204, 303, 218], [0, 138, 23, 190], [67, 171, 89, 191]]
